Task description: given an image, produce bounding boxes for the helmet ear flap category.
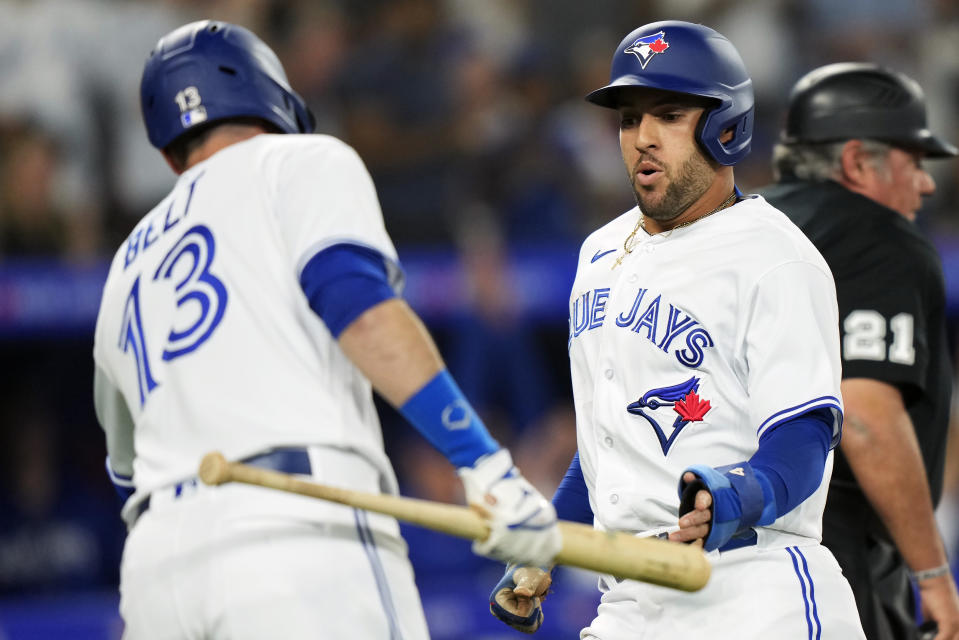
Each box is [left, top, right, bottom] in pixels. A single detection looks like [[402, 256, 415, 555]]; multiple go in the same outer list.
[[694, 99, 741, 165], [693, 106, 717, 163], [692, 95, 752, 167]]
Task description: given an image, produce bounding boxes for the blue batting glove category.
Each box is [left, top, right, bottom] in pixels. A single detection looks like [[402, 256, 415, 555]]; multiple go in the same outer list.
[[678, 462, 772, 552]]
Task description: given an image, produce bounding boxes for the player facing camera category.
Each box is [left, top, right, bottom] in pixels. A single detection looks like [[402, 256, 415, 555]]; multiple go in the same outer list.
[[488, 20, 867, 638]]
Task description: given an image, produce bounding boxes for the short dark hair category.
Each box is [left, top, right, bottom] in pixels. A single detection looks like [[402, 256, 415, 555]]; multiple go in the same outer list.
[[164, 117, 281, 170]]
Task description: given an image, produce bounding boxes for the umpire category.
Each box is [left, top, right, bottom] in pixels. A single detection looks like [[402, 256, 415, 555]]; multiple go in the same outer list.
[[762, 63, 959, 640]]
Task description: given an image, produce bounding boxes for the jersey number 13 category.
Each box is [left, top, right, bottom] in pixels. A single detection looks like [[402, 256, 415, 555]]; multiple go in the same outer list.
[[119, 224, 229, 406]]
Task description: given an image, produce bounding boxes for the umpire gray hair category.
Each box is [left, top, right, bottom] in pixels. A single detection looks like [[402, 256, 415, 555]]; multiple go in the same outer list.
[[772, 140, 893, 182]]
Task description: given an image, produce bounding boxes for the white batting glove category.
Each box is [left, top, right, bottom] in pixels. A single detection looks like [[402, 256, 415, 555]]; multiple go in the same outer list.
[[458, 449, 562, 567]]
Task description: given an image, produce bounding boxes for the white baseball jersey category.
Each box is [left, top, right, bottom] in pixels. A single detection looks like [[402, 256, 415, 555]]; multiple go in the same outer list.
[[568, 195, 843, 543], [93, 133, 404, 516]]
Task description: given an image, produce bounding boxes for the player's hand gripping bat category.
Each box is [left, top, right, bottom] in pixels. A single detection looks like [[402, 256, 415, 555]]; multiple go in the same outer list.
[[198, 451, 710, 591]]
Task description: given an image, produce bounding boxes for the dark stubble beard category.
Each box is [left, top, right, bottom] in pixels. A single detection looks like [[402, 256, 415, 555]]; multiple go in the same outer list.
[[630, 150, 715, 224]]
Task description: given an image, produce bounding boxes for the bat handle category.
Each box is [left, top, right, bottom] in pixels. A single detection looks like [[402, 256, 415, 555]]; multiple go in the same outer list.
[[198, 451, 233, 485]]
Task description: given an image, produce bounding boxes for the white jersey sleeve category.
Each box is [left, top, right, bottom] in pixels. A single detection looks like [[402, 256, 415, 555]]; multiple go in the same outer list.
[[744, 260, 843, 445], [269, 136, 404, 290]]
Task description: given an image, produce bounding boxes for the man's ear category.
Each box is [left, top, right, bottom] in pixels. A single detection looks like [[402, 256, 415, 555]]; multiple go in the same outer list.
[[161, 150, 184, 176], [719, 127, 735, 144], [838, 139, 871, 187]]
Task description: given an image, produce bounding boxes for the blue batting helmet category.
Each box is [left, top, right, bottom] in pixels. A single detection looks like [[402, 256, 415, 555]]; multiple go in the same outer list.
[[140, 20, 315, 150], [586, 21, 753, 166]]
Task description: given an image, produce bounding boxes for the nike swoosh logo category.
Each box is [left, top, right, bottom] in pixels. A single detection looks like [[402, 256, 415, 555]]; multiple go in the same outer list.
[[591, 249, 616, 263]]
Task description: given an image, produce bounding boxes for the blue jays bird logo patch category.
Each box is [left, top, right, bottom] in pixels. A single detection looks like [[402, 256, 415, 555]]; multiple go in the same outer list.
[[627, 376, 711, 454], [624, 31, 670, 69]]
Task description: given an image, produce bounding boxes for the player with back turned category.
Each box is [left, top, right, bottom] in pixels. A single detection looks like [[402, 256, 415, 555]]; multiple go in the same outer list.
[[91, 20, 561, 639], [486, 21, 866, 638], [761, 63, 959, 640]]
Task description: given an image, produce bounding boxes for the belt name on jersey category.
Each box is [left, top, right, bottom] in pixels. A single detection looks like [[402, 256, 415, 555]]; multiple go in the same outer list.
[[124, 172, 204, 271], [570, 286, 714, 368]]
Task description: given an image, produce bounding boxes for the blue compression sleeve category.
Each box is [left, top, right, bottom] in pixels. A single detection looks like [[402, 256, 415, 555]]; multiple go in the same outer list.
[[551, 452, 593, 524], [299, 244, 398, 337], [679, 407, 832, 551], [399, 370, 500, 468], [749, 407, 832, 520]]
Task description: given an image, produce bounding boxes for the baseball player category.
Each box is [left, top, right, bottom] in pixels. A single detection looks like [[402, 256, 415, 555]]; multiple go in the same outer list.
[[762, 63, 959, 640], [488, 21, 865, 638], [92, 21, 561, 639]]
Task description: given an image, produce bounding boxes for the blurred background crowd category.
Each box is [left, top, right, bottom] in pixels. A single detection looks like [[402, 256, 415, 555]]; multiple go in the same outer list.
[[0, 0, 958, 638]]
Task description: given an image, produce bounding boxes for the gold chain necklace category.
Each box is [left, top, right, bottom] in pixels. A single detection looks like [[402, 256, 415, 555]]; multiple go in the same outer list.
[[612, 191, 738, 270]]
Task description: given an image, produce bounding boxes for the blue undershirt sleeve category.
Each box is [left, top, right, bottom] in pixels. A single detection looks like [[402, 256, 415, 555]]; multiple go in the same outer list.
[[678, 407, 833, 551], [551, 452, 593, 524], [749, 406, 833, 521], [299, 243, 398, 337]]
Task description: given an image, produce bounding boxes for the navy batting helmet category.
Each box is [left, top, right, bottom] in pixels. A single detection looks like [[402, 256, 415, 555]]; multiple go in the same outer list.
[[140, 20, 315, 150], [781, 62, 957, 158], [586, 21, 753, 166]]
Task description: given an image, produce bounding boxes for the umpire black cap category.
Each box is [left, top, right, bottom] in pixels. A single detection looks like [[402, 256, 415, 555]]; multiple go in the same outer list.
[[781, 62, 958, 158]]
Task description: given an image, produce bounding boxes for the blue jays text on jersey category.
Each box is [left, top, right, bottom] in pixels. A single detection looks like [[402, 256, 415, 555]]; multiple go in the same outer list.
[[570, 285, 714, 368]]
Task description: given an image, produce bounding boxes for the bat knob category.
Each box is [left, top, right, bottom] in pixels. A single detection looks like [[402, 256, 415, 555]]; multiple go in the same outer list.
[[199, 451, 232, 486]]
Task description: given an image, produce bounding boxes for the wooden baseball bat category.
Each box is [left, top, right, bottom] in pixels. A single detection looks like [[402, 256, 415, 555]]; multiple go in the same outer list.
[[198, 451, 710, 592]]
